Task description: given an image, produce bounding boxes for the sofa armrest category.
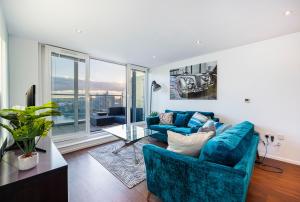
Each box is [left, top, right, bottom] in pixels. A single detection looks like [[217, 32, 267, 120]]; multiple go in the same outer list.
[[143, 144, 246, 202], [146, 116, 159, 127]]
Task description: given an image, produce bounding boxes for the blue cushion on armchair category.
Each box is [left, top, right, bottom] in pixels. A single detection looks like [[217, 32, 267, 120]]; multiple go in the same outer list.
[[199, 121, 254, 166]]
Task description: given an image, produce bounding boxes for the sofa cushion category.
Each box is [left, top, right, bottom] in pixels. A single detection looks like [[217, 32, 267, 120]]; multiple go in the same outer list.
[[159, 112, 173, 125], [185, 111, 215, 119], [187, 112, 208, 128], [174, 113, 189, 127], [167, 130, 215, 157], [165, 109, 214, 123], [199, 121, 254, 166], [149, 124, 176, 134], [202, 119, 216, 128], [197, 120, 217, 133], [169, 127, 193, 135]]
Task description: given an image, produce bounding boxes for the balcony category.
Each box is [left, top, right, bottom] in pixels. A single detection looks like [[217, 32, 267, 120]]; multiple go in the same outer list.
[[90, 94, 125, 132], [51, 93, 126, 136]]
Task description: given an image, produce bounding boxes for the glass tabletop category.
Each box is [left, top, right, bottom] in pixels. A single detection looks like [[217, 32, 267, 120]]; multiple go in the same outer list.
[[103, 124, 157, 142]]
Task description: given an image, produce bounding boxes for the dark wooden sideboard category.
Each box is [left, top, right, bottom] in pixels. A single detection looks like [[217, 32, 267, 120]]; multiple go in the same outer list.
[[0, 137, 68, 202]]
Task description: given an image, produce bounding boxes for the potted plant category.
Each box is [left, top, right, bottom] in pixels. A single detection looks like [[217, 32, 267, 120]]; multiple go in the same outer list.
[[0, 102, 61, 170], [149, 111, 159, 117]]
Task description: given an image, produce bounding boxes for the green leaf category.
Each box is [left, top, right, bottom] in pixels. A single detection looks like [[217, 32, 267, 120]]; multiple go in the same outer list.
[[35, 110, 61, 118], [0, 102, 61, 155], [26, 102, 59, 112]]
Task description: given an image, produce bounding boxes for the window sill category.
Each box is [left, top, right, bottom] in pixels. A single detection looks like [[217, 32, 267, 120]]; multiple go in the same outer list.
[[55, 133, 118, 154]]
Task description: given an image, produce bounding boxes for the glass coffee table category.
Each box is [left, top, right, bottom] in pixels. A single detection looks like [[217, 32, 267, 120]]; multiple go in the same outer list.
[[103, 124, 158, 164]]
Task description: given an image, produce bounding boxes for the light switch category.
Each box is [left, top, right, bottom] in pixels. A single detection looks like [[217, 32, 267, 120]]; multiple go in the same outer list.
[[244, 98, 251, 103]]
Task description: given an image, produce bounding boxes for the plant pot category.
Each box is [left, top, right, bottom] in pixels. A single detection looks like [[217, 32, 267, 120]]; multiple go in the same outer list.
[[17, 152, 39, 170]]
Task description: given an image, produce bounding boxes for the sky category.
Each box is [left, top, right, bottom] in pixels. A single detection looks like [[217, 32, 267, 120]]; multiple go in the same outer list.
[[52, 56, 126, 84], [89, 59, 126, 84]]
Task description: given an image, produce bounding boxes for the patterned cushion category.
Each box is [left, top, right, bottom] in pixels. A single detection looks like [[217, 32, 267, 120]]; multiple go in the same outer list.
[[187, 112, 208, 128], [202, 119, 215, 128], [159, 112, 173, 125], [198, 120, 217, 134]]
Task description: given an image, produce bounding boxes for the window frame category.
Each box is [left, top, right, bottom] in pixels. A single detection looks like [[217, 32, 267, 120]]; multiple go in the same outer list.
[[41, 45, 90, 142], [40, 45, 149, 143]]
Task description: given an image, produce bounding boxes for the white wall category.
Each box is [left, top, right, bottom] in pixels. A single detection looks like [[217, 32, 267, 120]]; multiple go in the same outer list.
[[0, 7, 8, 108], [0, 6, 9, 148], [150, 32, 300, 165], [8, 36, 39, 107]]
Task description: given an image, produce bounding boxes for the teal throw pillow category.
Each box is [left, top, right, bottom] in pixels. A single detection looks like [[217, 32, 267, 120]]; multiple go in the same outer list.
[[174, 113, 189, 127]]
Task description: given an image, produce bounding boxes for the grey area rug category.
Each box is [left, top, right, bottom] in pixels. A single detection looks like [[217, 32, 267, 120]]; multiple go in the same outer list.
[[88, 139, 149, 188]]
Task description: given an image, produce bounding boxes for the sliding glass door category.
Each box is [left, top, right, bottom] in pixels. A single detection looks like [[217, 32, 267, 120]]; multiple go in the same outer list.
[[42, 46, 148, 141], [128, 65, 148, 123], [51, 53, 87, 136], [89, 59, 126, 132], [45, 46, 89, 139]]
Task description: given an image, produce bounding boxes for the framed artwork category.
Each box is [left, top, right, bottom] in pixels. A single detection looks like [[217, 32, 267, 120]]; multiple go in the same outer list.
[[170, 61, 217, 100]]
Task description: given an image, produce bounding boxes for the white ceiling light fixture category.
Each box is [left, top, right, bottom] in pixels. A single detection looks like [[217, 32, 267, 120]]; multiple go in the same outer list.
[[196, 40, 202, 45], [285, 10, 292, 16], [152, 56, 156, 59], [75, 28, 83, 33]]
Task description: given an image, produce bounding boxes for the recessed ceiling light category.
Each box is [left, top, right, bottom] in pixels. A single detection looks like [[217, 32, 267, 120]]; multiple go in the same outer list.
[[285, 10, 292, 16], [196, 40, 202, 45], [152, 56, 156, 59], [75, 28, 83, 33]]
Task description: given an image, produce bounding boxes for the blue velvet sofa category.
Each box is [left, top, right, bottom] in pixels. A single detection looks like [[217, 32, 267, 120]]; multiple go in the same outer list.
[[143, 121, 259, 202], [146, 109, 220, 142]]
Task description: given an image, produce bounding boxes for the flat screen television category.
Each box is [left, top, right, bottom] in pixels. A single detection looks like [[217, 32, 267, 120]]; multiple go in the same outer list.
[[3, 84, 46, 153], [26, 85, 36, 107]]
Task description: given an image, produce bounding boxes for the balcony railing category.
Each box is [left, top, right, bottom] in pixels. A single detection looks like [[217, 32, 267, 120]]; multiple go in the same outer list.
[[90, 94, 124, 114], [51, 93, 125, 124]]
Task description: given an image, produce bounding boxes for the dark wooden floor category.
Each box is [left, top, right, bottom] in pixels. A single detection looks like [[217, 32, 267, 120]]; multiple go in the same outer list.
[[64, 139, 300, 202]]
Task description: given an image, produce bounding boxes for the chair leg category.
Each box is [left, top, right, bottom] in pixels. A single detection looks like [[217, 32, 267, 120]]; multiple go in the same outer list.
[[147, 192, 151, 201]]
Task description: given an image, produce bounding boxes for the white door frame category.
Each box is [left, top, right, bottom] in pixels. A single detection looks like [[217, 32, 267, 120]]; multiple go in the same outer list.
[[40, 45, 90, 141], [126, 64, 149, 123]]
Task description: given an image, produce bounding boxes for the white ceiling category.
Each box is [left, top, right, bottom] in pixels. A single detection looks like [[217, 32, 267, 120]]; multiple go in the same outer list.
[[1, 0, 300, 67]]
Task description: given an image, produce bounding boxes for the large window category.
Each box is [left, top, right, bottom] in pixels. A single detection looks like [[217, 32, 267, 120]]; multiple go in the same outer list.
[[51, 52, 87, 136], [89, 59, 126, 132], [43, 45, 148, 141]]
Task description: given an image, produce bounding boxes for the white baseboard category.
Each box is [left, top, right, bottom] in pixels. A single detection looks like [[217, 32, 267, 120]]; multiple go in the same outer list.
[[257, 142, 300, 166], [57, 135, 118, 154], [263, 154, 300, 166]]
